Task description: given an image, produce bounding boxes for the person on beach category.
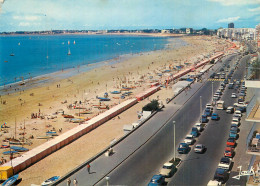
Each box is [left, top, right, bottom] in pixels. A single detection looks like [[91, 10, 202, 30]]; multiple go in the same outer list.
[[87, 163, 91, 174]]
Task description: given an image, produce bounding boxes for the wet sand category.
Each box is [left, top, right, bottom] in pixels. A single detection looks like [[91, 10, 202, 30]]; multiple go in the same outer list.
[[0, 35, 230, 185]]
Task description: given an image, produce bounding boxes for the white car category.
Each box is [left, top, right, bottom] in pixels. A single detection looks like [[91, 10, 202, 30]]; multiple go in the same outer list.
[[207, 180, 222, 186], [232, 117, 240, 123], [206, 104, 213, 111], [218, 157, 232, 170], [233, 114, 241, 120], [159, 162, 176, 178], [231, 93, 237, 98], [226, 106, 234, 114], [194, 144, 205, 153], [184, 135, 195, 145], [194, 122, 203, 132], [234, 110, 242, 117]]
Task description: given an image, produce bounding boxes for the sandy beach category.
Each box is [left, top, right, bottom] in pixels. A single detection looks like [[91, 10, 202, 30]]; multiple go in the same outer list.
[[0, 35, 230, 185]]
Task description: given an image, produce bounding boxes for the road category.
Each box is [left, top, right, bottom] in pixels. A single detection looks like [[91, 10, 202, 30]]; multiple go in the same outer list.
[[95, 54, 248, 185], [57, 53, 251, 186]]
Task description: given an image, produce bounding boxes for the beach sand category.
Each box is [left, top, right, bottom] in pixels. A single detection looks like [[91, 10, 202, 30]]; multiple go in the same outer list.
[[0, 35, 230, 185]]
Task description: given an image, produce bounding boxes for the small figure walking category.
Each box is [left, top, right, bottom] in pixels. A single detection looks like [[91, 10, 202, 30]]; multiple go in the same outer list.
[[87, 163, 91, 174], [67, 178, 71, 186], [73, 178, 78, 186]]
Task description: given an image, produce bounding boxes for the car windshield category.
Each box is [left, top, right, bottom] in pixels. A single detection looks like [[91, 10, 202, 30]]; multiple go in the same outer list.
[[225, 150, 230, 153], [196, 145, 202, 149], [228, 139, 234, 142], [163, 165, 172, 169], [186, 136, 192, 139], [220, 158, 229, 164]]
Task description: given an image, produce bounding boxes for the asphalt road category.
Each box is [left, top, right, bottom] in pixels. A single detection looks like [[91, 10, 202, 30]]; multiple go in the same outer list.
[[95, 54, 246, 186]]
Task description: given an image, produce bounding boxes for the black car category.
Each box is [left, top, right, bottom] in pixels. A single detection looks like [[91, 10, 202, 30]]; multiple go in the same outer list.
[[210, 73, 216, 78], [214, 168, 228, 183]]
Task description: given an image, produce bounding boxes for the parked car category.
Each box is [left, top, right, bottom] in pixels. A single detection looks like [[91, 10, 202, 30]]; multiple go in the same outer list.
[[148, 175, 165, 186], [214, 168, 228, 184], [159, 162, 176, 178], [229, 130, 238, 139], [234, 110, 242, 117], [233, 114, 241, 120], [231, 93, 237, 98], [211, 113, 219, 120], [226, 106, 234, 114], [178, 143, 189, 154], [204, 108, 212, 117], [207, 180, 222, 186], [218, 157, 232, 170], [226, 138, 236, 147], [224, 147, 234, 157], [194, 144, 206, 153], [206, 104, 214, 112], [194, 122, 203, 132], [201, 115, 208, 123], [190, 127, 199, 137], [184, 134, 195, 145]]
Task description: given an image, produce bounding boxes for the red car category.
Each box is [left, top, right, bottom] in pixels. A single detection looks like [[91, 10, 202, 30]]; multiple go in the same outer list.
[[226, 138, 236, 147], [224, 147, 234, 157]]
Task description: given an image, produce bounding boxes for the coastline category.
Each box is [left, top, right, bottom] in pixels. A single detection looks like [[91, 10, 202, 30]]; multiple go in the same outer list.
[[0, 36, 231, 185], [0, 36, 186, 95]]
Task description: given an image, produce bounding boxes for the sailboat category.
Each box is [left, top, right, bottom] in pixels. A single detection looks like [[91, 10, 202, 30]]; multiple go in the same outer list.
[[18, 42, 20, 46], [10, 51, 15, 56], [67, 48, 71, 55]]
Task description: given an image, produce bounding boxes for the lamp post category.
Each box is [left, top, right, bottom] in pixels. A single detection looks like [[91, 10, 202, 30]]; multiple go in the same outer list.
[[212, 82, 214, 102], [173, 121, 176, 161], [106, 176, 110, 186], [200, 96, 202, 121]]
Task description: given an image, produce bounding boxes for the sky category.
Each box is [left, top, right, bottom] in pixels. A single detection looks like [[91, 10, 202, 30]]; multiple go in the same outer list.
[[0, 0, 260, 32]]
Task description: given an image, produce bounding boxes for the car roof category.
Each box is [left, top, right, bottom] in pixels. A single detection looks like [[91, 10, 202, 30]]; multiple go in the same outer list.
[[186, 134, 193, 137], [220, 157, 230, 162], [151, 175, 163, 180], [163, 162, 173, 166]]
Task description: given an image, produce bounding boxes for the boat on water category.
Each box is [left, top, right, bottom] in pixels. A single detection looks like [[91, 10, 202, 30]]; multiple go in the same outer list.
[[18, 42, 20, 46], [10, 53, 14, 56], [41, 176, 60, 186], [4, 61, 8, 63], [2, 174, 19, 186], [67, 48, 71, 55], [73, 40, 76, 44]]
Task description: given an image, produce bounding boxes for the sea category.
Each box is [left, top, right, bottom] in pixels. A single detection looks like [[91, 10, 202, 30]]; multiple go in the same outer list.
[[0, 34, 186, 87]]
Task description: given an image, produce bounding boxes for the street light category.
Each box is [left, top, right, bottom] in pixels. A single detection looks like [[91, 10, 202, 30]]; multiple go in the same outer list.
[[212, 82, 214, 100], [200, 96, 202, 121], [173, 121, 176, 161], [106, 176, 110, 186]]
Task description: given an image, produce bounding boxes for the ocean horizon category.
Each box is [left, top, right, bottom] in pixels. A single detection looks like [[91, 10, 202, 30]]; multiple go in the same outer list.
[[0, 34, 186, 87]]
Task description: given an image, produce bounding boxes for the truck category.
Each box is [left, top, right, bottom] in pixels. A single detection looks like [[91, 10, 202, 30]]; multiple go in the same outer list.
[[216, 101, 225, 110]]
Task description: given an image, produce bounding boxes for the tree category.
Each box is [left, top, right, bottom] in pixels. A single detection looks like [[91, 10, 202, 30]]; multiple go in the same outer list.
[[142, 100, 159, 112]]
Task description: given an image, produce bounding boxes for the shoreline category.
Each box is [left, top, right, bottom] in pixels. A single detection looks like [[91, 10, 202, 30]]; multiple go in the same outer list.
[[0, 32, 185, 38], [0, 37, 186, 95]]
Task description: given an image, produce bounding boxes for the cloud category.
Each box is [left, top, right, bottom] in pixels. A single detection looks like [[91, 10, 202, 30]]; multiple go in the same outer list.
[[19, 22, 30, 27], [208, 0, 260, 6], [217, 16, 240, 23], [13, 15, 39, 21], [249, 7, 260, 12]]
